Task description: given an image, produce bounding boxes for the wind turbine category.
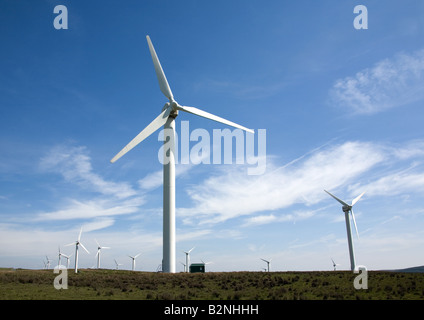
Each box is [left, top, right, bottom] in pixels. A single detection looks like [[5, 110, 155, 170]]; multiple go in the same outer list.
[[62, 253, 72, 269], [260, 258, 271, 272], [45, 256, 53, 269], [65, 227, 90, 273], [110, 36, 254, 273], [183, 247, 195, 273], [128, 253, 141, 271], [114, 259, 123, 270], [180, 261, 186, 272], [331, 258, 340, 271], [201, 259, 213, 271], [95, 239, 110, 269], [58, 246, 67, 267], [324, 190, 365, 271]]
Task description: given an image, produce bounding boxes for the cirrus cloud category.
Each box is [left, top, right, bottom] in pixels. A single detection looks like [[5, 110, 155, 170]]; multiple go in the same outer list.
[[330, 49, 424, 114]]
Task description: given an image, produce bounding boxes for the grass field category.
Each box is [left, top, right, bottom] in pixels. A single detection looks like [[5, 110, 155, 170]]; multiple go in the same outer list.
[[1, 268, 423, 300]]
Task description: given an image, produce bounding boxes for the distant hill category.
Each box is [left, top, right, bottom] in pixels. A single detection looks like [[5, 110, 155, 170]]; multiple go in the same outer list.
[[390, 265, 424, 273]]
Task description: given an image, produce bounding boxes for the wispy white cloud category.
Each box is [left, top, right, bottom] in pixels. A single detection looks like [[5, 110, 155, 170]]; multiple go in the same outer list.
[[242, 208, 325, 227], [330, 49, 424, 114], [179, 141, 384, 224], [179, 139, 424, 226], [33, 144, 147, 232], [138, 163, 194, 191], [39, 144, 136, 199], [34, 197, 145, 221], [350, 170, 424, 197]]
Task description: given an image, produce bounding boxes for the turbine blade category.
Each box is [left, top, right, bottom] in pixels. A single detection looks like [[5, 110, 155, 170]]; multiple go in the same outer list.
[[188, 247, 195, 253], [134, 253, 142, 259], [146, 35, 174, 101], [324, 190, 349, 207], [95, 239, 100, 247], [351, 209, 360, 239], [79, 242, 90, 254], [351, 192, 365, 206], [64, 242, 75, 247], [110, 106, 171, 163], [176, 105, 254, 133], [78, 227, 83, 242]]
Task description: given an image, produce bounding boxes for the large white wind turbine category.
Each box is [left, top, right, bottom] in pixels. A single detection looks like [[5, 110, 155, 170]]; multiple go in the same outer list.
[[111, 36, 254, 273], [324, 190, 365, 271], [260, 258, 271, 272], [183, 247, 195, 273], [65, 227, 90, 273], [95, 239, 110, 269], [128, 253, 141, 271]]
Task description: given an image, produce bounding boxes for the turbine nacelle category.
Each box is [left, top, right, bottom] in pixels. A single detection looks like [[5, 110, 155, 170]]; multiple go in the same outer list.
[[342, 205, 351, 213], [162, 101, 179, 117]]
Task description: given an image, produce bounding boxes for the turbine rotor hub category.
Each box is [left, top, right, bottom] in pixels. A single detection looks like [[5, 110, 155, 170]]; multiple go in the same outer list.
[[170, 100, 179, 118], [342, 205, 351, 213]]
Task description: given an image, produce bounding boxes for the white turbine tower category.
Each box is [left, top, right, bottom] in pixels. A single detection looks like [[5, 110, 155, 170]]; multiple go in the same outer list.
[[260, 258, 271, 272], [324, 190, 365, 271], [183, 247, 195, 273], [95, 239, 110, 269], [65, 227, 90, 273], [128, 253, 141, 271], [110, 35, 253, 273]]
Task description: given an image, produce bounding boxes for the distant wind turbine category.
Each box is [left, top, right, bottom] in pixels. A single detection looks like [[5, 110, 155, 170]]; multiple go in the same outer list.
[[58, 247, 67, 267], [114, 259, 123, 270], [183, 247, 195, 273], [45, 256, 53, 269], [62, 253, 72, 269], [201, 259, 213, 271], [260, 258, 271, 272], [331, 258, 340, 271], [65, 227, 90, 273], [128, 253, 141, 271], [95, 239, 110, 269], [110, 35, 254, 273], [324, 190, 365, 271], [180, 261, 186, 272]]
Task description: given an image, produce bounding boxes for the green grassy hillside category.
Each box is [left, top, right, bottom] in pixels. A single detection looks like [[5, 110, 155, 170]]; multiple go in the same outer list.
[[1, 268, 423, 300]]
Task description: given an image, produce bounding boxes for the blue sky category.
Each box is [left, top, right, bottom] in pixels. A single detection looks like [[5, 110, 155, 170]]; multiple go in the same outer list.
[[1, 0, 424, 271]]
